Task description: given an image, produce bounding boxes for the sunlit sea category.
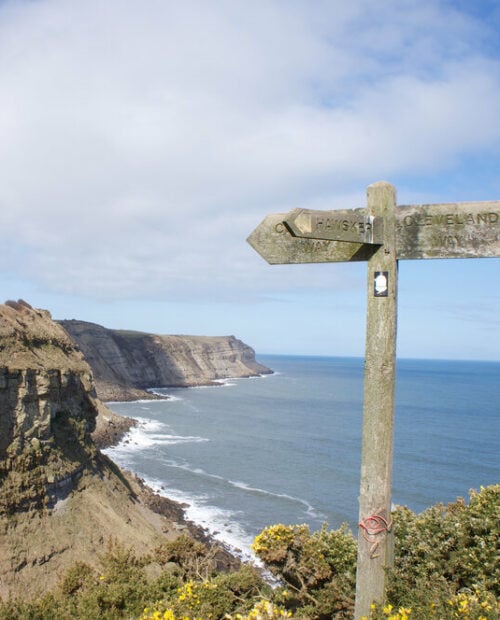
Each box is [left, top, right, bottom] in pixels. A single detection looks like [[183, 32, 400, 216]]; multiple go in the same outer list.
[[104, 355, 500, 559]]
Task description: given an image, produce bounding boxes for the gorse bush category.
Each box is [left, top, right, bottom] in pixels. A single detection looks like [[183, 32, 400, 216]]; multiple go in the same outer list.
[[138, 566, 270, 620], [251, 523, 356, 619], [367, 588, 500, 620], [0, 485, 498, 619], [140, 598, 293, 620], [371, 484, 500, 620]]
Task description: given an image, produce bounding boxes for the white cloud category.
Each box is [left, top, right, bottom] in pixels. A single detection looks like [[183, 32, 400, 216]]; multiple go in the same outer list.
[[0, 0, 499, 302]]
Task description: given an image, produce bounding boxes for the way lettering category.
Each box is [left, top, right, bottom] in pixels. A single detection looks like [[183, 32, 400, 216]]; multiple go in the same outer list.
[[396, 201, 500, 259]]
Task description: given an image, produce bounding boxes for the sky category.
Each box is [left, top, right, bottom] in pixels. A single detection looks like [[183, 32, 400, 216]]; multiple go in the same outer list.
[[1, 0, 500, 360]]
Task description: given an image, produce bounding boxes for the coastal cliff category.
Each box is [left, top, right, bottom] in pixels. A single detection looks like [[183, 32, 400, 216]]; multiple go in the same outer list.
[[58, 319, 271, 401], [0, 301, 231, 598]]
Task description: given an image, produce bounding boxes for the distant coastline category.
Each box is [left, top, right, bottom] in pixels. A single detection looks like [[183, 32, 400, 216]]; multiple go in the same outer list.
[[59, 319, 272, 401]]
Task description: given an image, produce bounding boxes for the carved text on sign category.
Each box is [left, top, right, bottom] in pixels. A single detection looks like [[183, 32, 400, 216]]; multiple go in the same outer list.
[[312, 216, 373, 235], [285, 208, 383, 244], [400, 211, 499, 227], [247, 182, 500, 620], [280, 201, 500, 261], [396, 202, 500, 259]]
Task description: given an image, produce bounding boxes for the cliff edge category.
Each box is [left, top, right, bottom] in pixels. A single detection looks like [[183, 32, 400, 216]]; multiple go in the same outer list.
[[0, 301, 229, 599], [58, 319, 272, 401]]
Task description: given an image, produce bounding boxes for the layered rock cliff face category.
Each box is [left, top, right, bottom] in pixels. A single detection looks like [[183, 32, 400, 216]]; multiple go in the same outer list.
[[58, 319, 271, 401], [0, 301, 98, 514], [0, 302, 213, 598]]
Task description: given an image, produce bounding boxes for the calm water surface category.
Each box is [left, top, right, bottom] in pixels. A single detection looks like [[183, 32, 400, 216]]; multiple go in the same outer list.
[[105, 356, 500, 557]]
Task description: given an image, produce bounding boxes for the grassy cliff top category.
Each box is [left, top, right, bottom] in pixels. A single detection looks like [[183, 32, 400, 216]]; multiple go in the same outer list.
[[0, 300, 88, 372]]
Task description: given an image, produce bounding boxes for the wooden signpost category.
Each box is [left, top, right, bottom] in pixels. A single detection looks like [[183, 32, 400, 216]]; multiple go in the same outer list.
[[247, 181, 500, 620]]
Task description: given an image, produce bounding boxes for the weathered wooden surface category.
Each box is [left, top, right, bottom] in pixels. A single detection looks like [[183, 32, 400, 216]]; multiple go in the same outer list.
[[285, 207, 384, 244], [246, 182, 500, 619], [396, 201, 500, 259], [354, 182, 398, 620], [249, 200, 500, 265], [246, 212, 377, 264]]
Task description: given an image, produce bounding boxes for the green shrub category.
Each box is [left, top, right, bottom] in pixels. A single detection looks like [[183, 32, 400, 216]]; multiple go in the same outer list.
[[137, 565, 270, 620], [154, 534, 215, 581], [384, 485, 500, 615], [252, 523, 357, 619], [367, 587, 500, 620], [0, 544, 183, 620], [1, 485, 499, 620]]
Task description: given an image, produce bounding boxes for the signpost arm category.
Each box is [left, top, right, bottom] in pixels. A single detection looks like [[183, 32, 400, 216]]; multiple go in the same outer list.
[[248, 180, 500, 619], [354, 181, 398, 619]]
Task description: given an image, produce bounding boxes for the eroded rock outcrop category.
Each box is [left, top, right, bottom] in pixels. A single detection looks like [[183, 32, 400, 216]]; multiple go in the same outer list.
[[0, 301, 221, 598], [58, 319, 272, 401], [0, 301, 98, 514]]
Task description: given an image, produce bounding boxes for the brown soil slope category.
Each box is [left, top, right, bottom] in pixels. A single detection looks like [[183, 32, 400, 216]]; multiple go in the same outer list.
[[0, 301, 211, 598]]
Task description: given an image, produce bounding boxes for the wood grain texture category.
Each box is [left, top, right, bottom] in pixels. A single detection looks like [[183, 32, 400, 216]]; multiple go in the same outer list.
[[354, 181, 398, 620]]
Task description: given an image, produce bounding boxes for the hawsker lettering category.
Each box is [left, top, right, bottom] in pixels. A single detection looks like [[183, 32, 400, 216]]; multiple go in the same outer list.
[[314, 217, 373, 235]]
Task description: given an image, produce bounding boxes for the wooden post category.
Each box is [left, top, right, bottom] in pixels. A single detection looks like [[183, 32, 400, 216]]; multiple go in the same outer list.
[[354, 181, 398, 619], [247, 181, 500, 617]]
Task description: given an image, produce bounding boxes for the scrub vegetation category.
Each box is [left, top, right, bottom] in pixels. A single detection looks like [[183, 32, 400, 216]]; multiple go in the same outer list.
[[1, 485, 498, 619]]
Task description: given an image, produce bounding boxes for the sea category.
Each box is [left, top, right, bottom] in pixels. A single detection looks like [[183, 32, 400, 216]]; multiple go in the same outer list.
[[104, 355, 500, 560]]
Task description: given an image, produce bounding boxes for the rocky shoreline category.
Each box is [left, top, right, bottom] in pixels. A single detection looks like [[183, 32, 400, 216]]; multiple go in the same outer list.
[[95, 406, 242, 575], [0, 301, 244, 598], [121, 467, 241, 573], [92, 402, 138, 449]]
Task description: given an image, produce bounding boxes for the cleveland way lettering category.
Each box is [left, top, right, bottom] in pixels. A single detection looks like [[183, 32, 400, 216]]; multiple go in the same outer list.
[[395, 202, 500, 259], [401, 211, 499, 227]]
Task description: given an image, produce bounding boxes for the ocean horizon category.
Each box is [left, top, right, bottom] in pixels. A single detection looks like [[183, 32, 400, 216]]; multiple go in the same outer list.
[[104, 354, 500, 560]]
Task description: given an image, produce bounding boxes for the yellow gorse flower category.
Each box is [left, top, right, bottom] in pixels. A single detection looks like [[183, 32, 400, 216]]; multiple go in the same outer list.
[[225, 600, 293, 619]]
